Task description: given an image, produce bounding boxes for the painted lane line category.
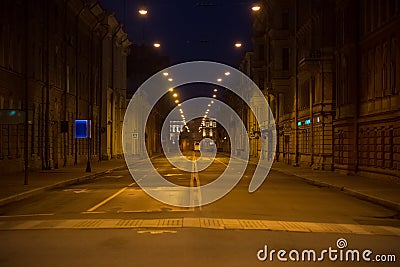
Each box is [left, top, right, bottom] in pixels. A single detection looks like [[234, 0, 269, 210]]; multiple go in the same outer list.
[[214, 158, 228, 167], [86, 182, 135, 212]]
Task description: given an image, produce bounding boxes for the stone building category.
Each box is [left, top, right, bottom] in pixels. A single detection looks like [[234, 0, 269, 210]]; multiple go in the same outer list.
[[0, 0, 130, 173], [334, 0, 400, 178], [247, 0, 400, 178]]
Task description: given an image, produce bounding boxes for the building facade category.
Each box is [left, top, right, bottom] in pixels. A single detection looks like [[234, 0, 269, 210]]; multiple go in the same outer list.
[[247, 0, 400, 178], [0, 0, 130, 173]]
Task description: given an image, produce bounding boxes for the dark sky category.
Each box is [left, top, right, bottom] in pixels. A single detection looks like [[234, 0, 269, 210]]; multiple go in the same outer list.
[[99, 0, 254, 67]]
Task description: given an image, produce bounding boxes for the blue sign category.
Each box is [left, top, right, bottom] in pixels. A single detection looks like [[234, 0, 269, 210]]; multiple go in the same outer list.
[[0, 109, 25, 124], [75, 120, 91, 138]]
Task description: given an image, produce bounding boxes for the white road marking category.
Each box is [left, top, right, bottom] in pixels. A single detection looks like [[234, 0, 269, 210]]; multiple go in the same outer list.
[[0, 218, 398, 236], [214, 158, 228, 167], [0, 213, 54, 218], [63, 189, 90, 194], [103, 175, 124, 179], [86, 182, 135, 212]]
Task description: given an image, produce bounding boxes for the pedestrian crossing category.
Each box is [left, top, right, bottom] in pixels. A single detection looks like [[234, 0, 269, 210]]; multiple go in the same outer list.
[[0, 217, 399, 236]]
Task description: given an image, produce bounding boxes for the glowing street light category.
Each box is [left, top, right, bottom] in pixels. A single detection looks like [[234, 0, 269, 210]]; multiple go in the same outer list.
[[252, 5, 261, 12], [213, 94, 217, 98], [217, 78, 222, 82], [138, 8, 148, 15], [153, 42, 161, 48], [213, 88, 218, 92], [235, 42, 242, 48], [175, 100, 179, 104]]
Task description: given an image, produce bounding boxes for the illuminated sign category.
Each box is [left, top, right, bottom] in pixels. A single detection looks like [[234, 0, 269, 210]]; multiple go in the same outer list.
[[75, 120, 91, 138]]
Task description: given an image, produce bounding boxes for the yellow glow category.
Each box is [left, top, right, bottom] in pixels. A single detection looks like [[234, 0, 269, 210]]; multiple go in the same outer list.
[[173, 93, 178, 98], [252, 5, 261, 12], [168, 78, 173, 82], [139, 9, 148, 15], [213, 95, 216, 98], [163, 72, 169, 76], [153, 43, 161, 48], [175, 100, 179, 104], [235, 42, 242, 48], [217, 78, 222, 82], [225, 72, 230, 76], [168, 88, 174, 92]]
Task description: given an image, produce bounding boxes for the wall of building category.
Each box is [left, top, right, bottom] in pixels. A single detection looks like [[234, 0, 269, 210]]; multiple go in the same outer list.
[[247, 0, 400, 178], [0, 0, 130, 173]]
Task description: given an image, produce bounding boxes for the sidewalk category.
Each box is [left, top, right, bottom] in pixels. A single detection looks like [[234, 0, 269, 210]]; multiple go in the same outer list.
[[266, 160, 400, 212], [0, 159, 127, 207]]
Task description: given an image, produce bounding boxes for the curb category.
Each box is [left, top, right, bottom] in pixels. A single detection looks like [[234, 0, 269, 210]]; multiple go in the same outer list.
[[0, 165, 126, 207], [272, 168, 400, 213]]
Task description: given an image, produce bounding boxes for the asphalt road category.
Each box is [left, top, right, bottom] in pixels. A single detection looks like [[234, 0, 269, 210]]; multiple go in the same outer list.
[[0, 153, 399, 266]]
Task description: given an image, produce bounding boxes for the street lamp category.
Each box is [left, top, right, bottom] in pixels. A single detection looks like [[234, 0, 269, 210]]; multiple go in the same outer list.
[[138, 8, 148, 15], [252, 5, 261, 12], [235, 42, 242, 48]]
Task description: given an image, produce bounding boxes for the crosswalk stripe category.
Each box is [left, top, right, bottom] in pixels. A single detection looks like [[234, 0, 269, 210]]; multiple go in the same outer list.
[[0, 217, 399, 236]]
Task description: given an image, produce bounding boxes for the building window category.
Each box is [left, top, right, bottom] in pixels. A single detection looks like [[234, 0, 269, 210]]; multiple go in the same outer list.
[[258, 44, 265, 61], [282, 10, 289, 29], [282, 48, 290, 71]]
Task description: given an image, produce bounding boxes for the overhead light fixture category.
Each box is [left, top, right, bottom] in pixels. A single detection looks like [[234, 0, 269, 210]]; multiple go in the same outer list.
[[213, 88, 218, 92], [224, 72, 230, 76], [153, 43, 161, 48], [138, 9, 148, 15], [217, 78, 222, 82], [163, 72, 169, 76], [252, 5, 261, 12], [235, 42, 242, 48], [168, 78, 173, 82]]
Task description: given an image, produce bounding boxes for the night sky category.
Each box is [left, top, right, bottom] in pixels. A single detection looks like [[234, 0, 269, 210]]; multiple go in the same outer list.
[[99, 0, 254, 67]]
